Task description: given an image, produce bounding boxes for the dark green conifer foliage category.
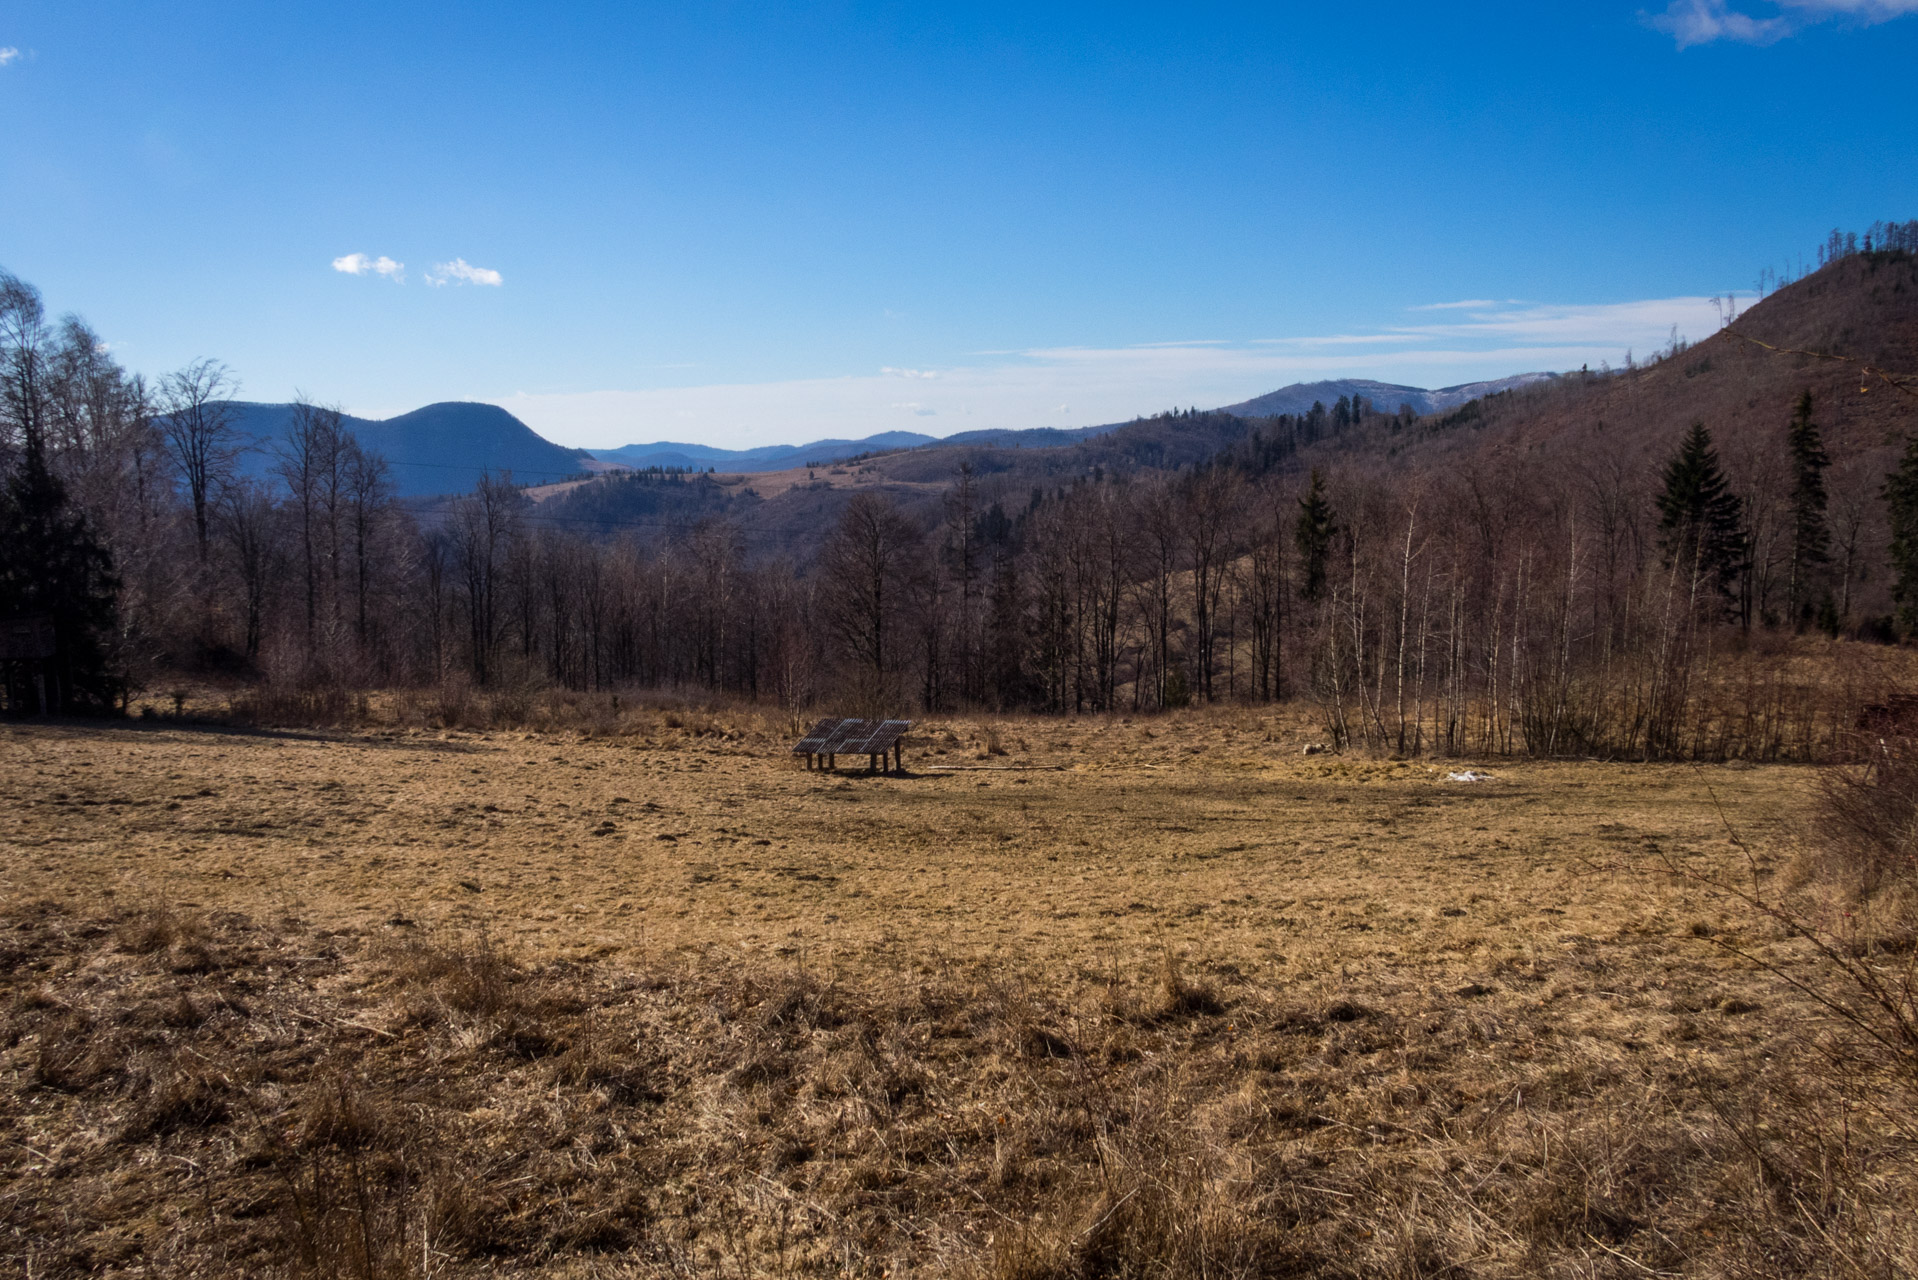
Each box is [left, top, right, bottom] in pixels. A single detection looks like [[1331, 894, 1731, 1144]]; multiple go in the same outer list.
[[1295, 469, 1337, 603], [0, 429, 121, 712], [1, 269, 120, 713], [1883, 434, 1918, 635], [1655, 422, 1747, 609], [1784, 391, 1832, 626]]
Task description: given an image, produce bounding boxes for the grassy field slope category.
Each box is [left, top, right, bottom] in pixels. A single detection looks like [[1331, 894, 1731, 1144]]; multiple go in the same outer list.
[[4, 713, 1908, 1277]]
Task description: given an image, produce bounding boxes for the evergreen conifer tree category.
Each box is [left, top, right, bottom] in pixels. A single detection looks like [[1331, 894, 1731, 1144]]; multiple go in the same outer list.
[[1295, 469, 1337, 603], [1883, 434, 1918, 635], [0, 427, 121, 712], [1, 268, 120, 713], [1784, 391, 1832, 626], [1655, 422, 1747, 609]]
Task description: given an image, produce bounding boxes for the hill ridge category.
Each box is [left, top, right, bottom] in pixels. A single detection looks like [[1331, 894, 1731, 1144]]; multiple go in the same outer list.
[[225, 400, 597, 498]]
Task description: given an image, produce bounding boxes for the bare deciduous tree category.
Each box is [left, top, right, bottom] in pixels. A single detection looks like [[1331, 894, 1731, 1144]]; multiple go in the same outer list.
[[157, 359, 241, 560], [276, 396, 346, 653], [820, 492, 923, 708], [449, 471, 523, 685], [217, 479, 283, 660]]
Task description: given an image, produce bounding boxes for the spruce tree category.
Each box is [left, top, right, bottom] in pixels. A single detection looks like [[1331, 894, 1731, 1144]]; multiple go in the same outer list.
[[0, 427, 121, 712], [1295, 469, 1337, 603], [1884, 434, 1918, 635], [1784, 391, 1832, 626], [1, 268, 120, 713], [1655, 422, 1747, 610]]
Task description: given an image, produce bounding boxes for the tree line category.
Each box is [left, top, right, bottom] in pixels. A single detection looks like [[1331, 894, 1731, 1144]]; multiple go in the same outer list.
[[4, 257, 1916, 758]]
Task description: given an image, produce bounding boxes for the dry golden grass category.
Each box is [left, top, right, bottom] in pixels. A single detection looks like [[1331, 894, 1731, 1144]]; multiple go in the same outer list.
[[2, 708, 1913, 1277], [0, 708, 1809, 967]]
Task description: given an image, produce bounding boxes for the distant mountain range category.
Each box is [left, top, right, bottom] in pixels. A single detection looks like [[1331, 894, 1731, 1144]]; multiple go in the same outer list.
[[588, 432, 941, 473], [223, 401, 597, 497], [1218, 374, 1557, 419], [583, 377, 1556, 474], [587, 423, 1117, 473], [219, 375, 1558, 495]]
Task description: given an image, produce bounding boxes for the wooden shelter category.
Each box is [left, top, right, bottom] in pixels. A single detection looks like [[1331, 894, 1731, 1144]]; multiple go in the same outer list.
[[792, 717, 912, 774]]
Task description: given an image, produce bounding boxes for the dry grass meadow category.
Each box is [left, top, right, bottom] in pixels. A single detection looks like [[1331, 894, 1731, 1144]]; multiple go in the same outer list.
[[3, 704, 1914, 1277]]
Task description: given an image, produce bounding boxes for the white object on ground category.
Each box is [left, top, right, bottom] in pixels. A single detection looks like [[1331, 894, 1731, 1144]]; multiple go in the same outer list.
[[1445, 770, 1495, 782]]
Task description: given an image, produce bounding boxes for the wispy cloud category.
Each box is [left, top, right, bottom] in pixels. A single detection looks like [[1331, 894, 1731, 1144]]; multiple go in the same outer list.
[[1648, 0, 1918, 46], [331, 253, 405, 280], [497, 292, 1747, 450], [1649, 0, 1790, 45], [426, 258, 503, 287], [1377, 296, 1744, 346], [0, 48, 20, 67], [1783, 0, 1918, 15]]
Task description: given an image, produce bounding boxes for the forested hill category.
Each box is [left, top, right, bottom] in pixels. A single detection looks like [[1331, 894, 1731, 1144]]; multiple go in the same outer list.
[[589, 431, 939, 473], [219, 248, 1917, 529], [587, 424, 1124, 472], [579, 382, 1557, 477], [11, 227, 1918, 729], [1217, 374, 1557, 419], [228, 401, 597, 497], [596, 246, 1915, 560], [1308, 248, 1918, 488]]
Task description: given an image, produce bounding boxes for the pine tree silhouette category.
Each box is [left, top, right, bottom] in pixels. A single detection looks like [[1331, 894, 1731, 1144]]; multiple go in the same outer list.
[[1883, 434, 1918, 635], [1784, 391, 1832, 627], [0, 427, 121, 712], [1295, 469, 1337, 603], [1656, 422, 1746, 611]]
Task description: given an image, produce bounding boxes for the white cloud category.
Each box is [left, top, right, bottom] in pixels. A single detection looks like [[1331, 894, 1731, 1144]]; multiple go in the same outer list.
[[332, 253, 405, 280], [1649, 0, 1918, 45], [1377, 295, 1746, 346], [332, 253, 504, 285], [1649, 0, 1789, 46], [425, 258, 503, 287], [1782, 0, 1918, 14], [882, 367, 938, 379], [0, 48, 20, 67], [495, 292, 1748, 450]]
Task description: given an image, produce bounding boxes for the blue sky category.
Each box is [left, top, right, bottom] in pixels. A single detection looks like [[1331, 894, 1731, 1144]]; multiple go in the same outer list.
[[1, 1, 1914, 448]]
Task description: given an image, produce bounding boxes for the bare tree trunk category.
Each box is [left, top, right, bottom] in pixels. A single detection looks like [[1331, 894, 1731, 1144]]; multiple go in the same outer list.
[[156, 359, 240, 563]]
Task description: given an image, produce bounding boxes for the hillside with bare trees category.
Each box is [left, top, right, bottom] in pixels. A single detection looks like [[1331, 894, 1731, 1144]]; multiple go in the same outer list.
[[5, 229, 1918, 759]]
